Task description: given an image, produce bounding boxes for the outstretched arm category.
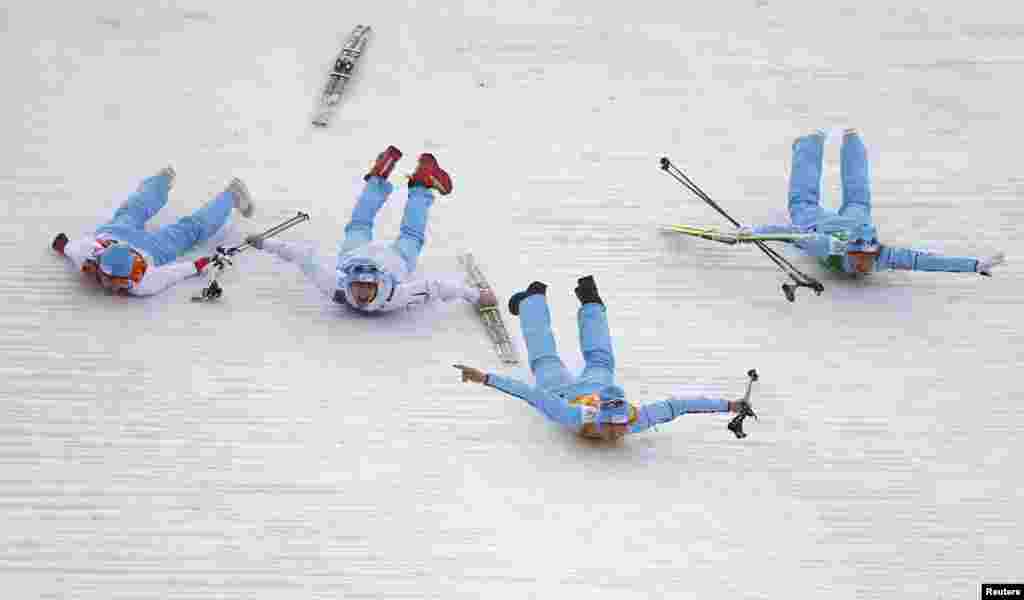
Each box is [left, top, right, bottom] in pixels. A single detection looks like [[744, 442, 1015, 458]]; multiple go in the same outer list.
[[630, 394, 730, 433], [259, 238, 336, 296], [129, 262, 200, 296], [54, 234, 97, 271], [748, 223, 804, 235], [453, 365, 584, 429], [743, 226, 834, 257], [878, 247, 998, 274], [385, 278, 487, 311]]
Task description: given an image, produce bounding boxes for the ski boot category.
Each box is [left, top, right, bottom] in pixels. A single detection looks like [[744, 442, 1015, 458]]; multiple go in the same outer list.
[[226, 178, 255, 218], [574, 275, 604, 306], [508, 281, 548, 316], [408, 153, 453, 195], [157, 166, 176, 189], [365, 145, 403, 181], [140, 166, 176, 192]]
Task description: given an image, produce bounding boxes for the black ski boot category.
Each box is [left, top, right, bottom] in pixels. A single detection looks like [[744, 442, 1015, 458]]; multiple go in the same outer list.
[[574, 275, 604, 306], [508, 281, 548, 316]]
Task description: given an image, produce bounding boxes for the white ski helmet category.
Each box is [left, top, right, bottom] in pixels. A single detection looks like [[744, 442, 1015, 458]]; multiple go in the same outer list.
[[334, 263, 395, 311]]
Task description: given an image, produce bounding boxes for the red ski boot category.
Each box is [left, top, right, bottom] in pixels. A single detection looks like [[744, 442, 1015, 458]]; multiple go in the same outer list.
[[364, 145, 403, 181], [407, 153, 453, 195]]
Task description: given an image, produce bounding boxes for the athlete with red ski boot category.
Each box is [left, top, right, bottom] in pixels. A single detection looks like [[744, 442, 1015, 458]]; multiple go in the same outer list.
[[245, 146, 497, 312]]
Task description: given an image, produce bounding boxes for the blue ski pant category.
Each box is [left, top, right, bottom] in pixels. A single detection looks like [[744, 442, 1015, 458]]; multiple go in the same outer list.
[[519, 294, 616, 391], [789, 130, 872, 227], [94, 174, 235, 266], [340, 177, 435, 273]]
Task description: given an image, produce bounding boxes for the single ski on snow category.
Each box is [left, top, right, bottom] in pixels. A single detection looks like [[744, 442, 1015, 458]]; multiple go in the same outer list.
[[660, 224, 816, 245], [458, 252, 520, 365], [312, 24, 371, 127]]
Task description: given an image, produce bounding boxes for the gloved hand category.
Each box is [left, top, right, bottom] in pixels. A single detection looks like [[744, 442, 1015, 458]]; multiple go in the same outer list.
[[977, 252, 1006, 276], [245, 234, 265, 250], [194, 256, 212, 273], [52, 233, 69, 255], [453, 364, 488, 384]]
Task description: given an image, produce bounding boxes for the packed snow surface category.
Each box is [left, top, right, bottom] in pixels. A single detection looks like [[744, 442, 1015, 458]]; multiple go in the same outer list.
[[2, 1, 1022, 598]]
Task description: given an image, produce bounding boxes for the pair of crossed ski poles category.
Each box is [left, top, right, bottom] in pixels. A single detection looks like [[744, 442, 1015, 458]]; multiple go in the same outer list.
[[659, 157, 825, 303], [193, 211, 310, 301]]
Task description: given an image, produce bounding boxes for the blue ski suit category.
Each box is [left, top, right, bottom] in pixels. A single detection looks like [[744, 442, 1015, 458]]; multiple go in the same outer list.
[[750, 131, 982, 274], [484, 294, 729, 438]]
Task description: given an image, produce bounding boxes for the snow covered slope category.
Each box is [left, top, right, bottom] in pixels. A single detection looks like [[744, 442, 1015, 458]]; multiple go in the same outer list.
[[2, 1, 1022, 598]]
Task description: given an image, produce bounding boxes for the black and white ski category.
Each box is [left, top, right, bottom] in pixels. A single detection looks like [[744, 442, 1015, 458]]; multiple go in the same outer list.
[[312, 24, 371, 127], [458, 252, 520, 365]]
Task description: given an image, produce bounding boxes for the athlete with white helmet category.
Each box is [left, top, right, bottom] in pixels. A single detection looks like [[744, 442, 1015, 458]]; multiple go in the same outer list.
[[246, 146, 496, 312]]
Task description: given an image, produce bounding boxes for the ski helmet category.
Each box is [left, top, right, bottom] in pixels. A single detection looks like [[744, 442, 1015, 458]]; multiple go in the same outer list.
[[98, 244, 136, 278], [337, 263, 382, 307], [595, 385, 630, 426], [96, 243, 146, 291]]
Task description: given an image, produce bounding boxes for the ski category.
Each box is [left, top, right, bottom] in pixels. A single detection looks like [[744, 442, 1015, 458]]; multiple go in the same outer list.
[[458, 252, 520, 365], [660, 224, 816, 245], [312, 25, 372, 127]]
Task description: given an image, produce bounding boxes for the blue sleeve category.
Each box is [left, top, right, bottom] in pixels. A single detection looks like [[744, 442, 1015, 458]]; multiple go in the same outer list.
[[485, 374, 584, 429], [878, 247, 978, 273], [631, 395, 729, 433], [750, 224, 802, 235], [793, 233, 834, 258], [750, 225, 833, 257]]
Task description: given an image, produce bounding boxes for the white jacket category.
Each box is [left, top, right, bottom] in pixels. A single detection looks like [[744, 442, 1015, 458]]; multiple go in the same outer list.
[[261, 239, 481, 312], [62, 234, 199, 297]]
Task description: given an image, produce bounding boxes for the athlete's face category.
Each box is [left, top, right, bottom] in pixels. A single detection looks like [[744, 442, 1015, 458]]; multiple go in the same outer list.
[[848, 252, 876, 274], [350, 281, 378, 305], [600, 423, 630, 440], [96, 270, 132, 293]]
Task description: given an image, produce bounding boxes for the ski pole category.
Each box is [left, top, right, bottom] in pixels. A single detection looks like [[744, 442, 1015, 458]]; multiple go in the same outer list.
[[221, 211, 310, 257], [659, 157, 825, 302], [193, 211, 311, 302], [727, 369, 758, 439], [660, 157, 742, 227], [659, 157, 819, 282]]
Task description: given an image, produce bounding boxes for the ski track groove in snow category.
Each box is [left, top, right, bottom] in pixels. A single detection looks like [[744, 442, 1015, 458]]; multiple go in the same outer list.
[[2, 1, 1023, 599]]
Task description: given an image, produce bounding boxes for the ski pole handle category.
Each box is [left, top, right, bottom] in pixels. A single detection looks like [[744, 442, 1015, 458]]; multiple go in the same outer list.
[[742, 369, 758, 402]]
